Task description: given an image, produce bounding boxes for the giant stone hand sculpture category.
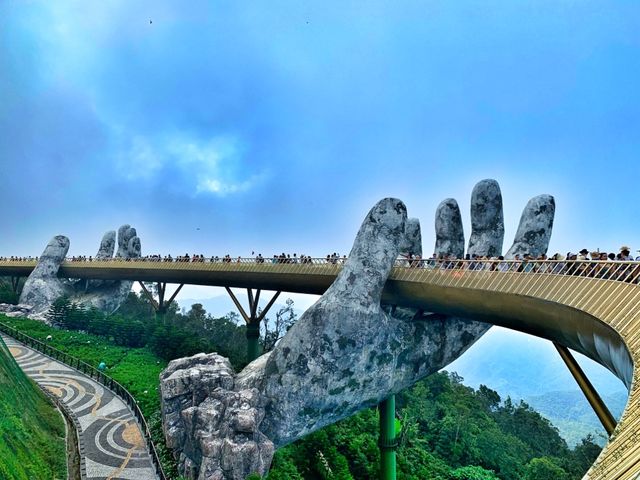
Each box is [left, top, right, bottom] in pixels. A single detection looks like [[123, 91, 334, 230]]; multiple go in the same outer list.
[[160, 179, 555, 480], [19, 225, 141, 316]]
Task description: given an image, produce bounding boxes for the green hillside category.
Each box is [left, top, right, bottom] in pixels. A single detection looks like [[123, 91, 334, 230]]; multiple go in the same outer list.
[[0, 335, 67, 480], [526, 390, 626, 446], [447, 327, 628, 445]]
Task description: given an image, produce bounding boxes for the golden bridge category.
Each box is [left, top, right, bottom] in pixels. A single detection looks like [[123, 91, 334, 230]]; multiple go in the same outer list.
[[1, 257, 639, 479]]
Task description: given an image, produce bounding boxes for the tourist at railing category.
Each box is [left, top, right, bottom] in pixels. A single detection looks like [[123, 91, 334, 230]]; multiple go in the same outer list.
[[1, 256, 38, 262], [6, 245, 640, 286]]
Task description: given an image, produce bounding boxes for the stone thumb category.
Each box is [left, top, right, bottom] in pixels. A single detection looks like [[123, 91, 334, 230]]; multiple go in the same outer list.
[[324, 198, 406, 310], [34, 235, 69, 276]]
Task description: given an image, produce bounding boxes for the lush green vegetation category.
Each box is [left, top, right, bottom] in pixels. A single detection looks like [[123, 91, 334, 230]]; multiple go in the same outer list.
[[0, 278, 20, 304], [446, 329, 626, 446], [0, 288, 267, 479], [265, 372, 601, 480], [0, 292, 603, 479], [526, 391, 620, 446], [0, 333, 66, 479]]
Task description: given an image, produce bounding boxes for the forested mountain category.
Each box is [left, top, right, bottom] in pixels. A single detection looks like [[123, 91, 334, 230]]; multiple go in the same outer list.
[[266, 372, 601, 479], [447, 327, 627, 445]]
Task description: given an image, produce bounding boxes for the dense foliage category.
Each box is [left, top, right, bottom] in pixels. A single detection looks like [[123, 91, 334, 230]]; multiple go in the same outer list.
[[265, 372, 602, 479], [0, 277, 20, 304], [0, 292, 603, 479], [47, 292, 250, 368]]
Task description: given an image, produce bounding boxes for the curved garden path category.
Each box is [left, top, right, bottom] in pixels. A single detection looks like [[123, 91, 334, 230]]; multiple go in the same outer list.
[[1, 333, 158, 480]]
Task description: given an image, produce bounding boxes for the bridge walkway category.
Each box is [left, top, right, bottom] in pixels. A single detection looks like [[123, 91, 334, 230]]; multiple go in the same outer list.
[[1, 333, 158, 480]]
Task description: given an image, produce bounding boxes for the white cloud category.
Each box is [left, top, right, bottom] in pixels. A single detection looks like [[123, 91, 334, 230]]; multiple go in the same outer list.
[[119, 135, 164, 179], [196, 174, 265, 196], [115, 132, 267, 197]]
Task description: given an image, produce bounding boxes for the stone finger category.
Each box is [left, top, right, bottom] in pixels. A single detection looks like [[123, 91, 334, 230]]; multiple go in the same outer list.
[[95, 231, 116, 259], [434, 198, 464, 258], [115, 225, 137, 258], [505, 194, 555, 258], [467, 179, 504, 257], [401, 218, 422, 257], [128, 236, 141, 258]]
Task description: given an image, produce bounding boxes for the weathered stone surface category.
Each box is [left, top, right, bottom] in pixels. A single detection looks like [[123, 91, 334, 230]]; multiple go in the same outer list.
[[116, 225, 139, 258], [160, 354, 274, 480], [19, 236, 72, 314], [467, 179, 504, 257], [0, 305, 50, 323], [261, 198, 407, 445], [434, 199, 464, 258], [0, 303, 33, 314], [161, 183, 557, 480], [400, 217, 422, 257], [96, 231, 116, 259], [505, 194, 555, 258], [18, 225, 142, 316]]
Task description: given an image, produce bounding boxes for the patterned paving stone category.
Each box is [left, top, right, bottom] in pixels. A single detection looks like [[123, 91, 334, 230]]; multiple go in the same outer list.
[[2, 334, 158, 480]]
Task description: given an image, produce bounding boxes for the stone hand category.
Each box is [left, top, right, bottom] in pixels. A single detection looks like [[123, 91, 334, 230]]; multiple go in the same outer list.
[[159, 180, 555, 480], [262, 181, 555, 446], [20, 225, 141, 315]]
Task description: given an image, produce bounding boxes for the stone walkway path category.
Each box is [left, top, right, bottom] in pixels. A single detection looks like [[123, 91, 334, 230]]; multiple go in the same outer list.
[[1, 334, 158, 480]]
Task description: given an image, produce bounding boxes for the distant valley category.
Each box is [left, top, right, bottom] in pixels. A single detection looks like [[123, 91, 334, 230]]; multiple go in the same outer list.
[[447, 326, 628, 445]]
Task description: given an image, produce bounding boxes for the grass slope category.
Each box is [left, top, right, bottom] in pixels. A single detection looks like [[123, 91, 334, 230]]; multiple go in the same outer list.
[[0, 333, 66, 479]]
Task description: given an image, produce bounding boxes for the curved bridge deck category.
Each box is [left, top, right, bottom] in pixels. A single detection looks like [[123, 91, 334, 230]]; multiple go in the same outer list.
[[2, 258, 640, 479], [0, 332, 158, 480]]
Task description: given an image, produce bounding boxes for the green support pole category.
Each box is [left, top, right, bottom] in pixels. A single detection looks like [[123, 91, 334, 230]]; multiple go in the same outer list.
[[246, 322, 261, 362], [155, 308, 166, 325], [379, 395, 397, 480]]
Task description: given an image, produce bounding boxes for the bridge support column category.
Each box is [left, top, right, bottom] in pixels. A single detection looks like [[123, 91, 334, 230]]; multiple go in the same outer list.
[[554, 343, 617, 435], [246, 322, 261, 362], [225, 287, 281, 362], [379, 395, 397, 480], [138, 282, 184, 324]]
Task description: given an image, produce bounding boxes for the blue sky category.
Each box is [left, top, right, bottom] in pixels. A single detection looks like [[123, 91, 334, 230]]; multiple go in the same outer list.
[[4, 2, 636, 417], [2, 1, 640, 273]]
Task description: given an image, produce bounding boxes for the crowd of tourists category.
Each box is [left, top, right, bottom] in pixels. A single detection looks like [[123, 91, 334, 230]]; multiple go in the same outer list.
[[396, 246, 640, 281], [2, 246, 640, 276]]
